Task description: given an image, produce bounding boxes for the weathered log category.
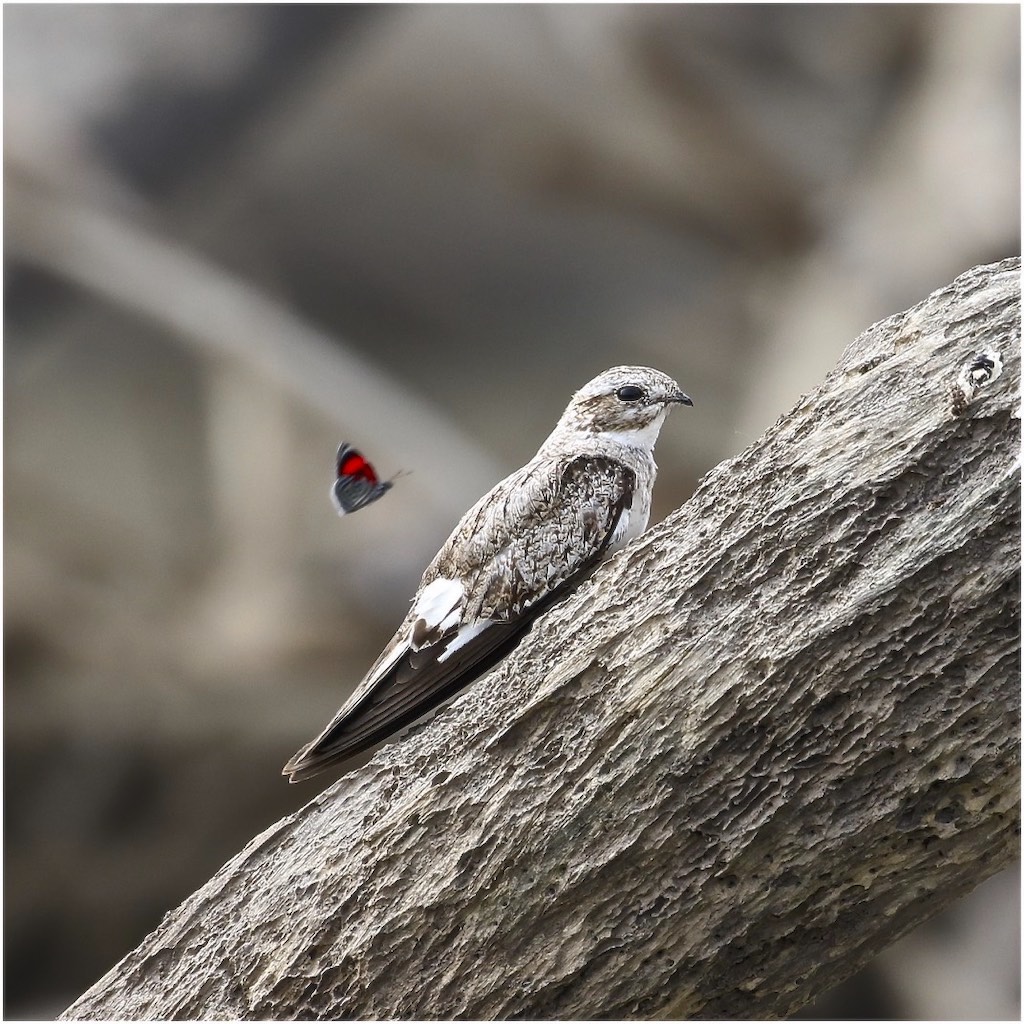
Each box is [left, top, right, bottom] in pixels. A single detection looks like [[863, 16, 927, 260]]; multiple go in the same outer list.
[[62, 258, 1021, 1021]]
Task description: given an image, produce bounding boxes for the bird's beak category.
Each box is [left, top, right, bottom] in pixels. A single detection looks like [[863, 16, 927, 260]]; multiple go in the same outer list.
[[670, 390, 694, 407]]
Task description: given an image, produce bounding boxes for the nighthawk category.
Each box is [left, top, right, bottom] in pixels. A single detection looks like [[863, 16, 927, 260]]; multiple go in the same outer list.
[[284, 366, 692, 782]]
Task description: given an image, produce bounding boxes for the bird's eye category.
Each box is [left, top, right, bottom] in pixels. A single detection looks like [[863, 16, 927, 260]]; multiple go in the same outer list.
[[615, 385, 645, 402]]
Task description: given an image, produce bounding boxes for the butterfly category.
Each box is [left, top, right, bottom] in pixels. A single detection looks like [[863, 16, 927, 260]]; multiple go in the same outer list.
[[331, 443, 394, 515]]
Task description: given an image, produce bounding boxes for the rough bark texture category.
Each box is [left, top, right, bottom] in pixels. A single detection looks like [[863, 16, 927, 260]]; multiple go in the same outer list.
[[62, 259, 1021, 1021]]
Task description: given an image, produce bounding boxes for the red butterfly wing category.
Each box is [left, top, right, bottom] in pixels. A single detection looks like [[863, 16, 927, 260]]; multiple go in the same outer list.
[[337, 446, 380, 485]]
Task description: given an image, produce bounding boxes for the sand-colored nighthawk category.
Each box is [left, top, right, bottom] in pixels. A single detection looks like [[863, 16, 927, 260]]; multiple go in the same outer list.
[[284, 366, 691, 782]]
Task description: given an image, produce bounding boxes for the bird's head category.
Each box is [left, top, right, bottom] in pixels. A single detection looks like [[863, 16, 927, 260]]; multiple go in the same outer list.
[[554, 366, 692, 449]]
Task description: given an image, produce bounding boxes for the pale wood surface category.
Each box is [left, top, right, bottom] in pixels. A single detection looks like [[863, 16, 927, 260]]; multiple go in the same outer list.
[[62, 258, 1021, 1021]]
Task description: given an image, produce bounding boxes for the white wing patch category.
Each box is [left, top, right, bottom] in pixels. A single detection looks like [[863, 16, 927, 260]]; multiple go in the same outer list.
[[413, 577, 498, 661], [437, 619, 494, 663], [411, 577, 464, 648]]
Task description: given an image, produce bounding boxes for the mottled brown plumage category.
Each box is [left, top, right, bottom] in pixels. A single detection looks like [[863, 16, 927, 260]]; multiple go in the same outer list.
[[284, 366, 691, 782]]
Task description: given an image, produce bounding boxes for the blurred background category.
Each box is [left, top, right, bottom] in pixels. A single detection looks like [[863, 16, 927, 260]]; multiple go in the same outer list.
[[3, 4, 1020, 1019]]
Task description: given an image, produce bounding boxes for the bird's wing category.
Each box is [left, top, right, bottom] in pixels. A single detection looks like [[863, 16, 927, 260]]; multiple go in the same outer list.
[[283, 455, 635, 781]]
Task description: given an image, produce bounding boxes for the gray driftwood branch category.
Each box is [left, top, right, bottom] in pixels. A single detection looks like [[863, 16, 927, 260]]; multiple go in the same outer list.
[[62, 258, 1021, 1021]]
